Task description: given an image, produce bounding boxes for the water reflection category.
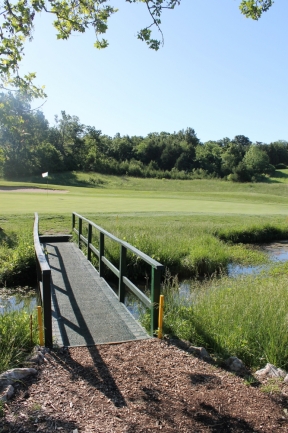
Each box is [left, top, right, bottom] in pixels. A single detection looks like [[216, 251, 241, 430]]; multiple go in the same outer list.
[[181, 240, 288, 297], [227, 263, 266, 277], [228, 240, 288, 278], [0, 288, 39, 314]]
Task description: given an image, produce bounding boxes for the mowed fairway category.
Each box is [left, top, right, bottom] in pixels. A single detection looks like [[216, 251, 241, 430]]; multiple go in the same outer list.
[[1, 173, 288, 216]]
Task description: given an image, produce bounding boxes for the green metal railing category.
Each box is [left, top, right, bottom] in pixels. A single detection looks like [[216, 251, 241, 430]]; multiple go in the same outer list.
[[72, 212, 164, 336], [33, 213, 52, 347]]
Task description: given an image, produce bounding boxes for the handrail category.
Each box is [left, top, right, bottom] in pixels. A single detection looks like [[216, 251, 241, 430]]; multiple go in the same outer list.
[[72, 212, 164, 335], [33, 213, 52, 347]]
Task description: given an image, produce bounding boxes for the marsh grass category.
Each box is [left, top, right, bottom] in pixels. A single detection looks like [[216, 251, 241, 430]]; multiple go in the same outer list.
[[0, 227, 35, 287], [76, 216, 272, 278], [162, 264, 288, 370], [0, 310, 38, 373]]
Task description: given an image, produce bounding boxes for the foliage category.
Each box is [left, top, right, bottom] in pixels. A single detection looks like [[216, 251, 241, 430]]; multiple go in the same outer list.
[[0, 309, 38, 373], [74, 212, 281, 280], [162, 264, 288, 370], [1, 93, 285, 181], [0, 1, 274, 95], [0, 227, 35, 287]]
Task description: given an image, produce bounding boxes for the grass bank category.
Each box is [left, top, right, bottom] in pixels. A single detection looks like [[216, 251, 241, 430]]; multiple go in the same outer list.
[[162, 262, 288, 370]]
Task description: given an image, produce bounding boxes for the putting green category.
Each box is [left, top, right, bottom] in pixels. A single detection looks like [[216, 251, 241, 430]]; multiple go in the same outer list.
[[2, 188, 288, 215]]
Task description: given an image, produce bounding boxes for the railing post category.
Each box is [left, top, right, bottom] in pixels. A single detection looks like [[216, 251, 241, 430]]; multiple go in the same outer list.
[[119, 245, 127, 303], [72, 213, 75, 232], [99, 232, 104, 277], [151, 267, 161, 337], [87, 223, 92, 262], [42, 269, 52, 347], [78, 217, 82, 249]]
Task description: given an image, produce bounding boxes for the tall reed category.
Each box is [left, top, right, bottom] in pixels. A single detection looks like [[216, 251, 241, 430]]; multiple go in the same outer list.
[[0, 310, 38, 373], [162, 265, 288, 370]]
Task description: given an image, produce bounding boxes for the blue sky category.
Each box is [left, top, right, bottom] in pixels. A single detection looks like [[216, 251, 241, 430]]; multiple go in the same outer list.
[[20, 0, 288, 144]]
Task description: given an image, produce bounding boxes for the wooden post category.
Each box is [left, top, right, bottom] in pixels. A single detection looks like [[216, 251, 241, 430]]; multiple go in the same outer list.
[[151, 267, 161, 337], [119, 244, 127, 303], [72, 213, 75, 232], [78, 217, 82, 249], [87, 223, 92, 262], [99, 232, 104, 277], [37, 306, 44, 346], [42, 269, 52, 347], [158, 295, 164, 339]]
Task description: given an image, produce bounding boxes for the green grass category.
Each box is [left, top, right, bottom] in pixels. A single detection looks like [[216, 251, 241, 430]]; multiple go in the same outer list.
[[162, 264, 288, 370], [2, 171, 288, 370], [2, 171, 288, 215], [0, 227, 35, 286], [0, 310, 38, 373]]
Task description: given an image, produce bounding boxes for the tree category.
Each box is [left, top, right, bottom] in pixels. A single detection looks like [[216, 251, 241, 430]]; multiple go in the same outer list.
[[242, 145, 275, 179], [264, 140, 288, 167], [0, 91, 49, 177], [0, 1, 274, 96], [52, 111, 85, 169]]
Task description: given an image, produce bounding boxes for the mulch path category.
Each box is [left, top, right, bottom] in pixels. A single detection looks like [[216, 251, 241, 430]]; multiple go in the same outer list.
[[1, 339, 288, 432]]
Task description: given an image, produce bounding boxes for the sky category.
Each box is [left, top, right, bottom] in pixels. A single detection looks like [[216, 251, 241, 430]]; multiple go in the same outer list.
[[19, 0, 288, 144]]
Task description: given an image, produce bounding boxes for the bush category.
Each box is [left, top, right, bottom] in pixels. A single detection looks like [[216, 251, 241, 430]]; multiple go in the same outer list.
[[0, 229, 36, 287]]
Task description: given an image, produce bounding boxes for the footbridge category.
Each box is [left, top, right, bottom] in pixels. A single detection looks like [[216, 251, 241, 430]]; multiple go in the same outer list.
[[34, 213, 164, 347]]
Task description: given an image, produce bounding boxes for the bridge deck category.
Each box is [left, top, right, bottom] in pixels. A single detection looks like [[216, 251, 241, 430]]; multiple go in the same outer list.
[[45, 241, 149, 347]]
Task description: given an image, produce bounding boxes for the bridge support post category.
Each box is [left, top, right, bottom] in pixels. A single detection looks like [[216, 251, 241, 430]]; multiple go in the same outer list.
[[78, 218, 82, 249], [99, 232, 104, 277], [119, 245, 127, 303], [42, 269, 53, 347], [151, 268, 161, 336], [87, 224, 92, 262]]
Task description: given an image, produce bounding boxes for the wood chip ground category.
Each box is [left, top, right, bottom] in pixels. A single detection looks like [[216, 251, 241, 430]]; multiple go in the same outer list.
[[1, 339, 288, 432]]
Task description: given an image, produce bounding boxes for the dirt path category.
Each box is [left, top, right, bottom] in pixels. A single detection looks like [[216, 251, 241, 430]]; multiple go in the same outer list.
[[1, 339, 288, 432]]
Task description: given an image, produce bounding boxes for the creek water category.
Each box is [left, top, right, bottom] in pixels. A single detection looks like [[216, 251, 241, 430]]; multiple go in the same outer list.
[[0, 288, 39, 314], [180, 240, 288, 297], [228, 240, 288, 277]]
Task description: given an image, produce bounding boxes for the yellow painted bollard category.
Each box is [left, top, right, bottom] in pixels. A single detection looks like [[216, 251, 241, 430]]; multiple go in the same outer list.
[[158, 295, 164, 339], [37, 306, 44, 346]]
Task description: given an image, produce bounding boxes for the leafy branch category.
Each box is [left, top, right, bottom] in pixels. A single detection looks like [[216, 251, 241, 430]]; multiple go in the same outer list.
[[0, 0, 274, 97]]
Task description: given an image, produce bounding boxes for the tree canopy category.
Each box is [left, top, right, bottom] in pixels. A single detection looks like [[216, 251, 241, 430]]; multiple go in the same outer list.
[[0, 0, 274, 97], [0, 92, 283, 182]]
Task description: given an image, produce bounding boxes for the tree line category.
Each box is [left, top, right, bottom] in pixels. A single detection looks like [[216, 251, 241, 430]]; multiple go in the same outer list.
[[0, 92, 286, 183]]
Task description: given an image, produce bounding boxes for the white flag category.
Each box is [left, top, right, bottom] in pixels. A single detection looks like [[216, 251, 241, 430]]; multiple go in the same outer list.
[[42, 172, 48, 178]]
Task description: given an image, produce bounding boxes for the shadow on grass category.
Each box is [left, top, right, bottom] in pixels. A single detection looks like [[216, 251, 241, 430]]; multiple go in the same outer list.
[[0, 228, 16, 248], [8, 171, 106, 188], [263, 170, 288, 184]]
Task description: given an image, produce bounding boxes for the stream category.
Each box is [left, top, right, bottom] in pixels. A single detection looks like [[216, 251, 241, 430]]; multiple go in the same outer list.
[[0, 287, 39, 314]]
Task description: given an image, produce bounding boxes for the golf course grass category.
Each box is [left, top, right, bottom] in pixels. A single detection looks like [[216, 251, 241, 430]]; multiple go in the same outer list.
[[2, 171, 288, 370], [1, 170, 288, 216]]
